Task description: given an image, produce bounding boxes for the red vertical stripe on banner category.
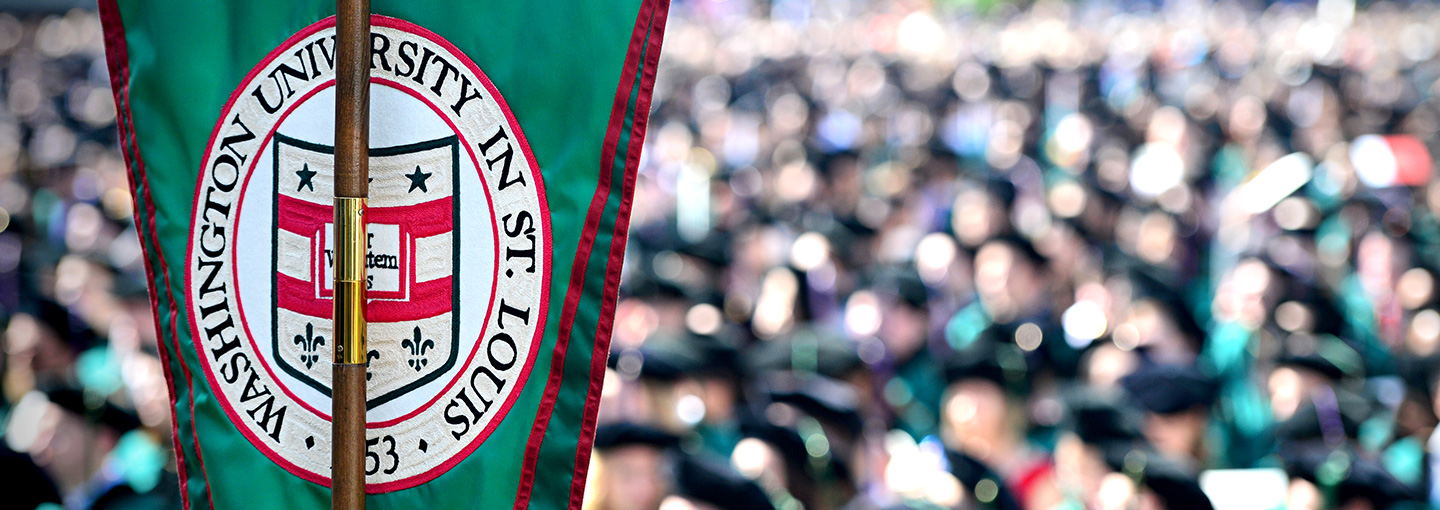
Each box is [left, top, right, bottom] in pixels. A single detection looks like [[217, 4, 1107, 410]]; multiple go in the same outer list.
[[512, 0, 663, 507], [97, 2, 214, 509], [567, 1, 669, 507]]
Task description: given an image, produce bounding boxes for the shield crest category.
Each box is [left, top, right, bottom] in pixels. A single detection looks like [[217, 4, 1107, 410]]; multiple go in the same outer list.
[[271, 132, 460, 408]]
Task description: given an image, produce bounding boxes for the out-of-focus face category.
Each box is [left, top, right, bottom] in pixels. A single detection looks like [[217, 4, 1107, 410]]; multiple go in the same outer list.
[[1268, 366, 1324, 421], [1082, 343, 1138, 388], [1096, 471, 1138, 510], [879, 299, 927, 361], [1357, 231, 1402, 295], [1054, 434, 1111, 506], [29, 403, 95, 493], [1286, 478, 1324, 510], [942, 380, 1009, 454], [1143, 409, 1207, 461], [658, 496, 721, 510], [731, 437, 787, 492], [1214, 258, 1272, 330], [954, 189, 1001, 248], [974, 242, 1038, 320], [595, 446, 669, 510], [1118, 301, 1195, 364], [4, 314, 76, 391]]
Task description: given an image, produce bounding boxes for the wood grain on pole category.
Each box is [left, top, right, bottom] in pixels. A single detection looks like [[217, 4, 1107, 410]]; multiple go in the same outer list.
[[332, 0, 369, 508], [331, 364, 367, 509], [334, 0, 369, 199], [329, 363, 365, 510]]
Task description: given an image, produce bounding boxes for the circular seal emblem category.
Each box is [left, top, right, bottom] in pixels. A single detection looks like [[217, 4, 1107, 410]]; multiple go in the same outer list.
[[184, 15, 550, 492]]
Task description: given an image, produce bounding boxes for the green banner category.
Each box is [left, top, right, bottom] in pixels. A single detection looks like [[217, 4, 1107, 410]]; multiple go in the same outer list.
[[98, 0, 669, 507]]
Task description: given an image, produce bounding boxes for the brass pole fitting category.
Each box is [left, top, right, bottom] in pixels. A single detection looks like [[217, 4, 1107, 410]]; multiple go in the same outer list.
[[333, 197, 367, 365]]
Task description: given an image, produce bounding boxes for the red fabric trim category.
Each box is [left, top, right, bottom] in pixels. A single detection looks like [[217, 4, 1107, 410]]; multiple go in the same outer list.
[[566, 2, 669, 507], [512, 0, 663, 507], [96, 2, 214, 509]]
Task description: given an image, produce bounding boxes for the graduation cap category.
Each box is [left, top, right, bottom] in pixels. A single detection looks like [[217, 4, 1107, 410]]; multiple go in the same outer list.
[[765, 375, 864, 440], [607, 335, 707, 382], [1061, 390, 1146, 448], [737, 417, 853, 493], [623, 251, 710, 302], [0, 443, 61, 510], [42, 386, 140, 433], [869, 264, 929, 310], [24, 297, 99, 353], [1280, 445, 1420, 509], [675, 229, 733, 268], [980, 234, 1048, 268], [1120, 363, 1218, 415], [1273, 333, 1364, 381], [1272, 388, 1369, 444], [686, 329, 743, 380], [1273, 282, 1347, 339], [673, 454, 777, 510], [742, 328, 864, 379], [592, 422, 681, 452], [1131, 455, 1215, 510], [943, 326, 1030, 395], [979, 174, 1018, 209], [1121, 263, 1207, 350], [944, 449, 1022, 510], [738, 419, 809, 475]]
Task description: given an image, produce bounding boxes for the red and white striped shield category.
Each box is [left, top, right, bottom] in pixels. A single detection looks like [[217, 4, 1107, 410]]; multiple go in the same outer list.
[[271, 133, 460, 408]]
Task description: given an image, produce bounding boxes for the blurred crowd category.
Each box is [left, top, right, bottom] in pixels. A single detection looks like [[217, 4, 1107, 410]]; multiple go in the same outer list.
[[587, 0, 1440, 509], [1, 0, 1440, 509], [0, 6, 179, 510]]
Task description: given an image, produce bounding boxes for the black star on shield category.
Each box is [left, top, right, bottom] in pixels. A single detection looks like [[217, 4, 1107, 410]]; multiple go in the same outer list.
[[295, 163, 316, 192], [405, 165, 432, 193]]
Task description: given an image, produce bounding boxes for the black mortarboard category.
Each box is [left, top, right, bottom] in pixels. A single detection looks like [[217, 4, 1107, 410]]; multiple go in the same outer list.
[[738, 420, 809, 475], [943, 327, 1030, 395], [743, 328, 864, 379], [608, 334, 707, 382], [25, 297, 99, 352], [673, 454, 777, 510], [738, 417, 853, 491], [1135, 455, 1215, 510], [945, 449, 1022, 510], [1122, 264, 1206, 349], [592, 422, 681, 451], [1280, 445, 1420, 509], [0, 443, 60, 509], [1062, 391, 1146, 447], [43, 386, 140, 433], [982, 175, 1017, 208], [1272, 388, 1369, 444], [765, 375, 864, 439], [1120, 364, 1218, 415], [983, 234, 1048, 268], [687, 329, 743, 379], [676, 229, 733, 268], [1275, 283, 1347, 339], [1274, 334, 1363, 381], [870, 264, 929, 310]]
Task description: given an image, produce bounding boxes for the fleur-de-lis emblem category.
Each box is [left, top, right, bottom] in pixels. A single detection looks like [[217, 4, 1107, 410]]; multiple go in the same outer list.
[[293, 322, 326, 369], [401, 327, 435, 372], [365, 350, 380, 381]]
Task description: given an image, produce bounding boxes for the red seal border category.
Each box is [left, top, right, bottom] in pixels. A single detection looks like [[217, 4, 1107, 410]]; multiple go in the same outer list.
[[179, 15, 553, 494]]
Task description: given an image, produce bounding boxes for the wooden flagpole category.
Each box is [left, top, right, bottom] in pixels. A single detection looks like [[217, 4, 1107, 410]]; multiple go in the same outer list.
[[332, 0, 370, 508]]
